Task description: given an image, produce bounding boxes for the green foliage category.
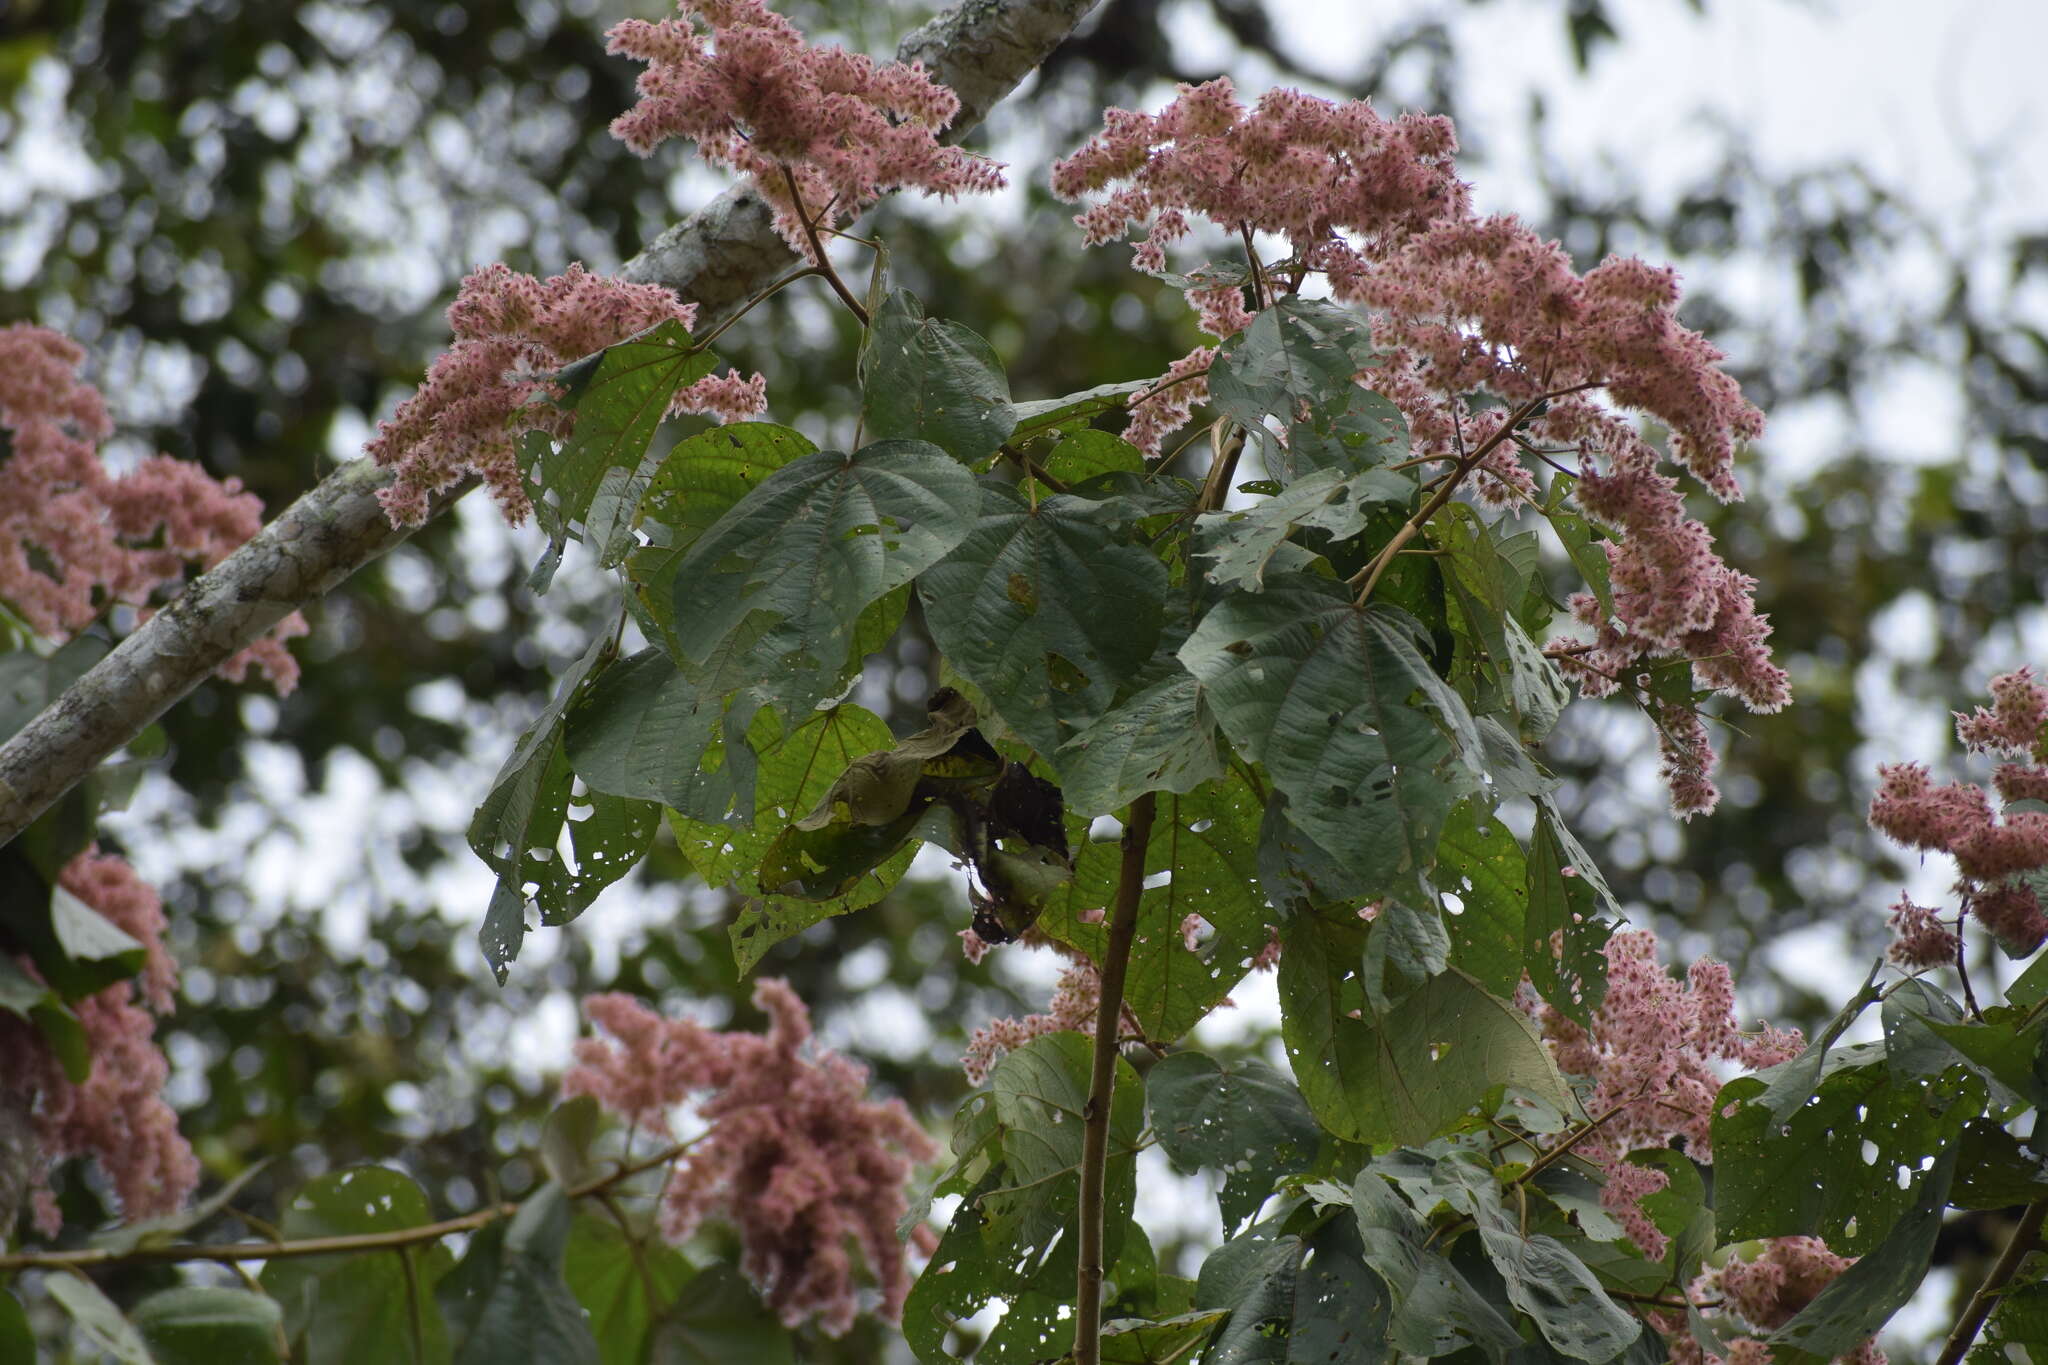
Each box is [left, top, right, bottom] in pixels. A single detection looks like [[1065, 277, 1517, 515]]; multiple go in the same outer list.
[[920, 482, 1169, 763], [468, 635, 661, 983], [904, 1034, 1143, 1363], [259, 1167, 455, 1364], [860, 290, 1016, 463], [1042, 772, 1266, 1040], [1147, 1052, 1322, 1233], [1182, 587, 1482, 903], [564, 1216, 696, 1365], [438, 1183, 601, 1364], [130, 1287, 285, 1365]]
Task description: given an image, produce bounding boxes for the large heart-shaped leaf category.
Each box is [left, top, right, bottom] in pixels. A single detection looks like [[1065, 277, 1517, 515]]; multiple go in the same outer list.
[[1181, 580, 1482, 900], [920, 483, 1167, 763], [859, 290, 1015, 463], [670, 440, 978, 714]]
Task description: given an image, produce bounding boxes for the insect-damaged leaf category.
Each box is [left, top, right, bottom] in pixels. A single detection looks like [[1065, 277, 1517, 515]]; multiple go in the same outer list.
[[470, 636, 660, 983], [1180, 579, 1483, 902]]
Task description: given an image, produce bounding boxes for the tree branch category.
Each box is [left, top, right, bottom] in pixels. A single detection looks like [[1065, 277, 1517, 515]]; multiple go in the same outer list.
[[1935, 1196, 2048, 1365], [1074, 791, 1156, 1365], [0, 1138, 692, 1272], [0, 0, 1101, 851]]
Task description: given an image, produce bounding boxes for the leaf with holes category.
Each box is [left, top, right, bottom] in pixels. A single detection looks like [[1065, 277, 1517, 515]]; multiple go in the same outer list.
[[668, 439, 979, 714], [859, 290, 1015, 463], [1180, 580, 1482, 902], [1712, 1055, 1983, 1254], [903, 1034, 1142, 1365], [259, 1167, 454, 1365], [920, 483, 1168, 763], [1279, 920, 1573, 1146], [1041, 772, 1267, 1041], [1434, 800, 1527, 998], [469, 637, 661, 983], [1148, 1052, 1322, 1234]]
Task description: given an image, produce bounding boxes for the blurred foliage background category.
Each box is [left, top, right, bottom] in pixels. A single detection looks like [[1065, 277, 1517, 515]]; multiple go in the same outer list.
[[3, 0, 2045, 1356]]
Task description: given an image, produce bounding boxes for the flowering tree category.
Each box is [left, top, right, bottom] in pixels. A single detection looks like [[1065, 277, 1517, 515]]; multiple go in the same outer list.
[[1, 0, 2044, 1361]]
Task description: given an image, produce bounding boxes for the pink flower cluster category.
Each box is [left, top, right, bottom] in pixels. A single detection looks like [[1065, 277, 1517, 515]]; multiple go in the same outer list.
[[1528, 929, 1801, 1260], [605, 0, 1004, 264], [1661, 1236, 1884, 1365], [1052, 81, 1785, 813], [0, 324, 305, 691], [1868, 668, 2048, 958], [2, 847, 198, 1236], [366, 264, 766, 527], [562, 979, 937, 1336], [960, 959, 1114, 1086]]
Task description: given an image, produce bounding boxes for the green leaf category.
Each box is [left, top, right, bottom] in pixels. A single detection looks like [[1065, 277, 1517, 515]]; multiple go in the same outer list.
[[1147, 1052, 1322, 1233], [1200, 1233, 1302, 1364], [670, 440, 979, 713], [859, 290, 1015, 463], [1544, 484, 1614, 616], [438, 1184, 600, 1365], [647, 1264, 796, 1365], [1433, 800, 1528, 998], [1712, 1058, 1982, 1253], [563, 649, 744, 822], [1766, 1143, 1959, 1358], [0, 951, 90, 1081], [0, 1292, 30, 1364], [903, 1034, 1143, 1364], [1435, 504, 1571, 743], [565, 1214, 696, 1365], [468, 637, 661, 982], [1351, 1168, 1522, 1357], [1522, 803, 1614, 1025], [1193, 466, 1414, 592], [1438, 1157, 1642, 1361], [1041, 772, 1267, 1041], [1055, 670, 1224, 819], [131, 1287, 285, 1365], [623, 422, 819, 657], [920, 482, 1169, 762], [259, 1166, 454, 1365], [1180, 583, 1482, 900], [1887, 981, 2044, 1109], [1008, 381, 1153, 445], [540, 1096, 603, 1188], [665, 703, 913, 974], [523, 318, 719, 556], [1278, 925, 1574, 1146], [1097, 1310, 1227, 1364], [1952, 1118, 2048, 1208], [1207, 299, 1380, 459], [48, 1272, 156, 1364]]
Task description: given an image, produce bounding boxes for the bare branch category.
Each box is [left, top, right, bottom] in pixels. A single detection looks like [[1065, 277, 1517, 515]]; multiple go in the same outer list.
[[0, 0, 1100, 851]]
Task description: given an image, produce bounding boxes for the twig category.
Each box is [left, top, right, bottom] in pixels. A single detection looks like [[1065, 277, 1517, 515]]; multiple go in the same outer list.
[[1347, 390, 1553, 605], [1935, 1196, 2048, 1365], [1074, 791, 1157, 1365], [779, 165, 870, 327], [0, 1138, 695, 1271]]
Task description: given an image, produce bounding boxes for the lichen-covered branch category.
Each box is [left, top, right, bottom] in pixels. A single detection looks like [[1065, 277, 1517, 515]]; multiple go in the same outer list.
[[0, 0, 1099, 851]]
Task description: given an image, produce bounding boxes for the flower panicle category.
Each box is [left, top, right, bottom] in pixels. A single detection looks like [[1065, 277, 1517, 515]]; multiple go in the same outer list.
[[604, 0, 1004, 264], [0, 324, 305, 691], [563, 978, 937, 1337], [365, 263, 766, 528]]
